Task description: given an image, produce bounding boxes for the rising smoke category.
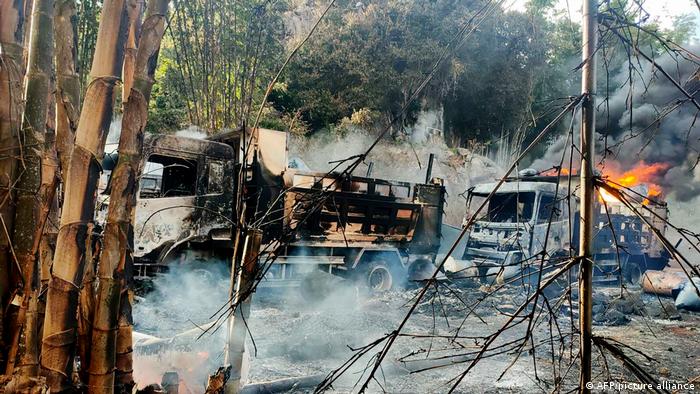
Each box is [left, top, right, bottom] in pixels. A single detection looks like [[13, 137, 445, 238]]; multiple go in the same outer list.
[[130, 262, 410, 390], [531, 45, 700, 202], [132, 264, 230, 391], [289, 127, 502, 225]]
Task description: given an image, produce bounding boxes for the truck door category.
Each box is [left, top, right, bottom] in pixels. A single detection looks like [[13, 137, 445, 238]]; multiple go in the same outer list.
[[531, 193, 567, 255], [194, 156, 235, 243], [134, 154, 200, 260]]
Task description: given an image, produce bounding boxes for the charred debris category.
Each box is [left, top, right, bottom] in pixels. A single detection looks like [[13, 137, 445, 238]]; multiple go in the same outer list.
[[0, 0, 699, 393]]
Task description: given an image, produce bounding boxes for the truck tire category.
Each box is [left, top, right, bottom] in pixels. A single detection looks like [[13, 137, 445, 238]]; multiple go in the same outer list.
[[622, 262, 643, 285], [407, 259, 436, 281], [366, 261, 396, 292]]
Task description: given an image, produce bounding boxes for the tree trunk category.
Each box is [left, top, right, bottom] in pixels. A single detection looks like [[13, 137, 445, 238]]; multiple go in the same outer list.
[[122, 0, 143, 103], [54, 0, 81, 176], [88, 1, 170, 391], [41, 0, 130, 390], [20, 88, 60, 377], [19, 94, 59, 378], [5, 0, 55, 376], [0, 0, 26, 369]]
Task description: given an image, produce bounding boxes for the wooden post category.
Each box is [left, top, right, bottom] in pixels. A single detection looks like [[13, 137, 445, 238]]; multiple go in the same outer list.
[[578, 0, 597, 391], [224, 229, 262, 393]]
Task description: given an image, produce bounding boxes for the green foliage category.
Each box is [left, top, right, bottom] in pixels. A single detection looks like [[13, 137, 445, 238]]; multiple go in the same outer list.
[[152, 0, 288, 131], [272, 0, 568, 146], [444, 10, 553, 145], [145, 47, 187, 134], [664, 14, 697, 44], [272, 0, 454, 132], [146, 83, 188, 135], [144, 0, 696, 150]]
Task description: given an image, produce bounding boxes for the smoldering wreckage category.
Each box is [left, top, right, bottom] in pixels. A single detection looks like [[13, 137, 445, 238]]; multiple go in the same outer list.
[[1, 0, 698, 391], [72, 126, 700, 392]]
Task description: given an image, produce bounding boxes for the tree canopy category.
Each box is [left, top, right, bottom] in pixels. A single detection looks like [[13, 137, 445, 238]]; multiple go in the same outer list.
[[134, 0, 697, 151]]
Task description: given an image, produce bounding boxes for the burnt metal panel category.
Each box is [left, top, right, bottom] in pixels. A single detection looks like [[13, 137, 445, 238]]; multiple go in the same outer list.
[[410, 183, 446, 255], [280, 171, 435, 245]]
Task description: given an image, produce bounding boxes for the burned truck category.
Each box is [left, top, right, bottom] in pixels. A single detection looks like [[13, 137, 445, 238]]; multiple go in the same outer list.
[[101, 128, 445, 291], [455, 171, 669, 284]]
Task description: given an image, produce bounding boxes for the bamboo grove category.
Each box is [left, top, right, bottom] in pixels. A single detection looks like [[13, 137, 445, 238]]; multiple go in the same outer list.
[[0, 0, 170, 391]]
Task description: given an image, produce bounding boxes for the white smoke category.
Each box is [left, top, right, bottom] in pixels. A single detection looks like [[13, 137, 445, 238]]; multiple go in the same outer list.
[[174, 126, 208, 140], [289, 129, 502, 225], [132, 264, 230, 391], [131, 262, 420, 391], [105, 118, 208, 149]]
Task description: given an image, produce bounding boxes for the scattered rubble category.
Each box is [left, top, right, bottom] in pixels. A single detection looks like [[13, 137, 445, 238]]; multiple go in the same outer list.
[[641, 270, 689, 296], [204, 366, 231, 394], [129, 263, 699, 391], [675, 278, 700, 311]]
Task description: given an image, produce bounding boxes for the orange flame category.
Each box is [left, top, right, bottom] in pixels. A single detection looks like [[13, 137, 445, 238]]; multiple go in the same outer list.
[[599, 161, 668, 205], [539, 167, 575, 176]]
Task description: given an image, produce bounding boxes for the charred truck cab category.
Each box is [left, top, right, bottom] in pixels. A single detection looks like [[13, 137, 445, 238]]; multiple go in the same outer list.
[[102, 128, 446, 291], [459, 171, 670, 285], [462, 178, 570, 282], [130, 135, 236, 273]]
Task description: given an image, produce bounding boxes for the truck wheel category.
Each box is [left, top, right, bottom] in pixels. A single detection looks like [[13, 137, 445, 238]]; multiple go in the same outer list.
[[407, 259, 435, 282], [622, 263, 643, 285], [366, 262, 394, 292]]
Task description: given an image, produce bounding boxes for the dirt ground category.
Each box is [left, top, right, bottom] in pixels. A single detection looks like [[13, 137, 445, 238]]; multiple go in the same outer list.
[[246, 285, 699, 393], [132, 268, 700, 393]]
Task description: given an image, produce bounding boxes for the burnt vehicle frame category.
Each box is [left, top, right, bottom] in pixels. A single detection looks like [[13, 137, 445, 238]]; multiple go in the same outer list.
[[100, 128, 446, 291], [459, 173, 670, 284]]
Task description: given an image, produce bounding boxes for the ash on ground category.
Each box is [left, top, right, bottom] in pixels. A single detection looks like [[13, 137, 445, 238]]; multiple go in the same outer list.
[[132, 266, 700, 393]]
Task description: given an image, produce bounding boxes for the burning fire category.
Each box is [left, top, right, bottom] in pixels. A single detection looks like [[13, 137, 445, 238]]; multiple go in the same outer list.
[[599, 161, 669, 205], [539, 167, 575, 176]]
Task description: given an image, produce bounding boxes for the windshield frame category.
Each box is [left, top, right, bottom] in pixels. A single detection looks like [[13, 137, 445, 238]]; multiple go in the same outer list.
[[467, 191, 538, 224]]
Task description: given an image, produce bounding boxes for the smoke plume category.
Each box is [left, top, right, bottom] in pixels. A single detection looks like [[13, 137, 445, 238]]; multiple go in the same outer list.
[[531, 45, 700, 202], [132, 264, 230, 391], [289, 128, 502, 225]]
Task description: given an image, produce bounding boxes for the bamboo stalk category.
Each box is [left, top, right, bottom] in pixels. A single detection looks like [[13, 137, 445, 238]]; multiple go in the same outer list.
[[16, 63, 60, 379], [0, 0, 26, 369], [76, 240, 96, 383], [88, 0, 171, 392], [41, 0, 130, 390], [20, 3, 59, 378], [122, 0, 143, 103], [54, 0, 81, 176], [113, 288, 134, 389], [4, 0, 55, 376], [20, 91, 60, 379]]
